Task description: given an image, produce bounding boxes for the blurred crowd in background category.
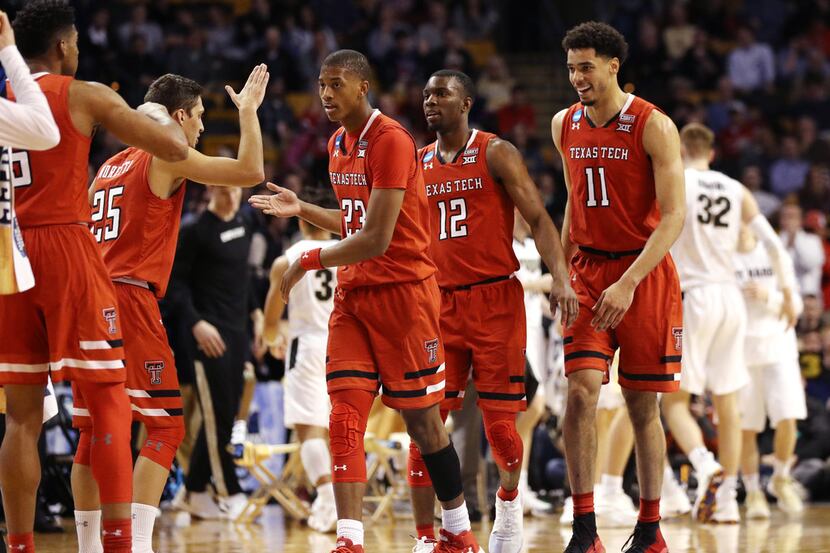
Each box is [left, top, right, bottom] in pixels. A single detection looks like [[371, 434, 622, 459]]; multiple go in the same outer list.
[[11, 0, 830, 500]]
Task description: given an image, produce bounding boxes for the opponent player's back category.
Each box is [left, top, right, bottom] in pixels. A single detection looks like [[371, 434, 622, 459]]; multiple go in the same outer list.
[[7, 74, 91, 227], [90, 147, 186, 297], [327, 111, 435, 288], [671, 168, 743, 290], [419, 129, 519, 288], [559, 94, 660, 251], [284, 238, 338, 337]]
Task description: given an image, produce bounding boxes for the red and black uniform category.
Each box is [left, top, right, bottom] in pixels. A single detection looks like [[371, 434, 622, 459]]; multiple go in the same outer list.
[[560, 94, 682, 392], [74, 147, 186, 433], [419, 129, 526, 413], [0, 74, 126, 385], [325, 109, 444, 410]]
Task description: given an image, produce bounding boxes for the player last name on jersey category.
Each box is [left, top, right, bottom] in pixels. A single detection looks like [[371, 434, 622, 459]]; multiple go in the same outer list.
[[329, 171, 368, 187], [425, 177, 484, 197], [568, 146, 630, 160]]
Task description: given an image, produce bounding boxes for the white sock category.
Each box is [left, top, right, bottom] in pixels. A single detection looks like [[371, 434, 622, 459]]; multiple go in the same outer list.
[[131, 503, 159, 552], [600, 473, 623, 495], [722, 475, 738, 493], [442, 501, 472, 535], [301, 438, 333, 486], [773, 457, 791, 479], [317, 481, 335, 502], [75, 510, 103, 553], [519, 470, 529, 494], [688, 447, 713, 474], [336, 519, 364, 545], [744, 473, 761, 493]]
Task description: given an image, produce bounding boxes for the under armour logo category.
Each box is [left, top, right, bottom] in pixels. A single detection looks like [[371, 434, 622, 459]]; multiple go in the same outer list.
[[423, 162, 433, 170], [506, 458, 520, 467], [91, 433, 113, 446], [410, 470, 424, 477], [103, 529, 122, 537], [76, 521, 89, 527], [334, 464, 347, 471], [357, 148, 366, 158], [333, 149, 339, 157], [572, 122, 580, 130], [11, 545, 27, 551], [145, 439, 163, 452]]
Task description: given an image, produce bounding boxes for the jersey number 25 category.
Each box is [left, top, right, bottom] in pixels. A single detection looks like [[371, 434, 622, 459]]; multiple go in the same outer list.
[[91, 186, 124, 242]]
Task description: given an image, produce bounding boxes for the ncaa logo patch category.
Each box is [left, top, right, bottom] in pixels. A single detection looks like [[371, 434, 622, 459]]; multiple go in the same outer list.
[[424, 338, 440, 364], [572, 109, 583, 122], [102, 307, 117, 335], [423, 149, 435, 170], [145, 361, 164, 385], [672, 327, 683, 351]]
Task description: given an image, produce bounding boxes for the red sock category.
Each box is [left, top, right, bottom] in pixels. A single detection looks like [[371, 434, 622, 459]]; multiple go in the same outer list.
[[497, 486, 519, 502], [416, 524, 435, 540], [572, 491, 594, 516], [639, 498, 661, 523], [7, 532, 35, 552], [102, 518, 132, 552]]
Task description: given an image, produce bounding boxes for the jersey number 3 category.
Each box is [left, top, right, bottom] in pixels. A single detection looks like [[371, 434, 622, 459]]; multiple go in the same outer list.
[[91, 186, 124, 242], [585, 167, 610, 207]]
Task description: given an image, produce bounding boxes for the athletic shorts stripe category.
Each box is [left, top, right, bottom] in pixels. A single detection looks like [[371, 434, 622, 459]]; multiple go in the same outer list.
[[618, 370, 681, 382], [382, 378, 445, 398], [404, 363, 444, 380], [130, 405, 184, 417], [564, 350, 611, 362], [326, 369, 379, 382], [659, 355, 682, 364], [79, 339, 124, 350], [51, 358, 125, 371], [477, 390, 526, 401], [509, 375, 524, 383], [0, 362, 50, 373], [126, 388, 182, 398]]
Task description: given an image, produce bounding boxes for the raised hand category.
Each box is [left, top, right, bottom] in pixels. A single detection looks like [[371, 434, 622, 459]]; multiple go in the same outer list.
[[225, 63, 270, 112], [0, 11, 15, 50], [248, 182, 301, 218]]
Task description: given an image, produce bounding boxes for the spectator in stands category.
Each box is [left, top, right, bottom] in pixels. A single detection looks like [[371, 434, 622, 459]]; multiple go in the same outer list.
[[477, 55, 514, 114], [799, 165, 830, 214], [802, 209, 830, 308], [118, 4, 163, 56], [167, 29, 213, 85], [418, 1, 448, 51], [452, 0, 499, 40], [770, 136, 811, 197], [727, 25, 776, 94], [780, 203, 826, 298], [254, 27, 302, 92], [497, 85, 536, 139], [662, 3, 697, 61], [118, 34, 161, 107], [440, 27, 475, 76], [743, 164, 781, 218]]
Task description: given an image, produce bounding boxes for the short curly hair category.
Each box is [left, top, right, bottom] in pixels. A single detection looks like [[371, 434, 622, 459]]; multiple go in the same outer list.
[[561, 21, 629, 64], [12, 0, 76, 59]]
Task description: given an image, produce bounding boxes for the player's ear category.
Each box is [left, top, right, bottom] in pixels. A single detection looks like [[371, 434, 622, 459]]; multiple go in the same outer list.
[[609, 57, 620, 75], [359, 79, 370, 99], [462, 96, 473, 114], [172, 108, 186, 124]]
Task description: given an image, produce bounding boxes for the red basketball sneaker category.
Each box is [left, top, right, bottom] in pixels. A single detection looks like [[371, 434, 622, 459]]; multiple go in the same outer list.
[[331, 537, 364, 553], [434, 529, 484, 553]]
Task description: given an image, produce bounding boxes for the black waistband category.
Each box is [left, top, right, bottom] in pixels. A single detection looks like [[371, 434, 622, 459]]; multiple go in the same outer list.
[[578, 246, 644, 260], [444, 274, 512, 292]]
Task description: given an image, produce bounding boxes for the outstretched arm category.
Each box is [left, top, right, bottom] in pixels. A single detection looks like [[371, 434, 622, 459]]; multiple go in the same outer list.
[[151, 65, 269, 194], [249, 181, 342, 235], [488, 136, 578, 326]]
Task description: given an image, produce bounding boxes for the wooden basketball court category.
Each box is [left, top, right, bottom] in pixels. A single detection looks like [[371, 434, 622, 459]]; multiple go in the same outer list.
[[29, 505, 830, 552]]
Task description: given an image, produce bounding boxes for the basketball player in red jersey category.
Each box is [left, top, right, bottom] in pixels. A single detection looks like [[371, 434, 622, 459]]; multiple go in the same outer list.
[[551, 22, 686, 553], [406, 69, 578, 553], [0, 2, 189, 552], [71, 66, 268, 553], [249, 50, 480, 553]]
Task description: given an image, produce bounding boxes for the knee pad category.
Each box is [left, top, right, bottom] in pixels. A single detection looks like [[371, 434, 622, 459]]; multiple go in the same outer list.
[[74, 428, 92, 466], [75, 381, 133, 504], [300, 437, 332, 486], [483, 410, 523, 473], [328, 390, 372, 483], [140, 423, 185, 470], [407, 442, 433, 488]]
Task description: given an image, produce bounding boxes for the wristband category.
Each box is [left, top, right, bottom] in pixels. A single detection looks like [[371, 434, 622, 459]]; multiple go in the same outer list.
[[299, 248, 324, 271]]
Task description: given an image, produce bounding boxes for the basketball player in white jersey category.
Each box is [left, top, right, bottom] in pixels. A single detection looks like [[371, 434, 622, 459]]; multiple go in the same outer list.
[[735, 221, 805, 517], [665, 123, 798, 523], [263, 189, 339, 533], [511, 211, 554, 516]]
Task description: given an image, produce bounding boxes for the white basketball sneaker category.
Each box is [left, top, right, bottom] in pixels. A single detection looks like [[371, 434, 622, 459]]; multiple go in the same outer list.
[[219, 493, 248, 521], [307, 495, 337, 533], [692, 460, 725, 522], [411, 536, 438, 553], [595, 488, 638, 528], [559, 496, 574, 525], [186, 491, 226, 520], [660, 473, 692, 518], [709, 485, 740, 524], [768, 475, 805, 515], [523, 489, 555, 517], [489, 494, 524, 553], [745, 489, 771, 519]]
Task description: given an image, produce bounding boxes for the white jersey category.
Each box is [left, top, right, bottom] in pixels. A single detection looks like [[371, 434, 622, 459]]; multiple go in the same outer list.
[[735, 242, 799, 366], [671, 168, 744, 290], [283, 239, 338, 338], [513, 237, 543, 330]]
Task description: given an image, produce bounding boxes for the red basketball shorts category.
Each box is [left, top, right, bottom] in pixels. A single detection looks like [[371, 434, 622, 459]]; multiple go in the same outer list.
[[0, 225, 125, 386], [440, 276, 527, 412], [326, 276, 445, 410], [564, 250, 683, 393], [74, 282, 181, 429]]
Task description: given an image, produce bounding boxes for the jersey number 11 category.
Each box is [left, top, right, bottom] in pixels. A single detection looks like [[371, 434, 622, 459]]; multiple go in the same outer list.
[[585, 167, 609, 207]]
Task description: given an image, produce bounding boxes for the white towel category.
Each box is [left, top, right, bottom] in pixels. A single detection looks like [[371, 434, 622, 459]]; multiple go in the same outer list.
[[0, 145, 34, 295]]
